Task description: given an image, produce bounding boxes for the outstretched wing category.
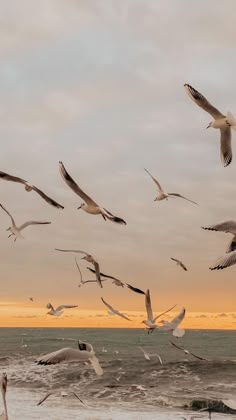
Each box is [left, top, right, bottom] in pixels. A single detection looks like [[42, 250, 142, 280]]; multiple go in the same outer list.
[[37, 392, 53, 405], [55, 305, 78, 312], [18, 221, 51, 231], [93, 261, 103, 288], [35, 348, 91, 365], [210, 252, 236, 271], [168, 308, 186, 329], [184, 84, 224, 119], [101, 297, 115, 313], [145, 289, 154, 321], [59, 161, 98, 206], [86, 267, 118, 281], [55, 249, 88, 256], [144, 168, 164, 193], [125, 283, 146, 295], [168, 193, 198, 205], [75, 257, 83, 284], [31, 185, 64, 209], [153, 304, 177, 322], [0, 170, 27, 184], [0, 203, 16, 226], [202, 220, 236, 234], [169, 340, 185, 351], [220, 127, 232, 167]]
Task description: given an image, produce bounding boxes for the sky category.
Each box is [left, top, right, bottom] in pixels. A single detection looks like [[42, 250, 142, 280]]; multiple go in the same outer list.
[[0, 0, 236, 328]]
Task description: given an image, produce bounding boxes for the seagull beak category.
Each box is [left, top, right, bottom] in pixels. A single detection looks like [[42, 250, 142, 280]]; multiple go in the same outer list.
[[77, 205, 82, 210], [154, 198, 157, 202], [206, 124, 210, 129]]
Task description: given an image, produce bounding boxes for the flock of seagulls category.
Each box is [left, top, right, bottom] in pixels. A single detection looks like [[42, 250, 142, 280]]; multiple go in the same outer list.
[[0, 83, 234, 419]]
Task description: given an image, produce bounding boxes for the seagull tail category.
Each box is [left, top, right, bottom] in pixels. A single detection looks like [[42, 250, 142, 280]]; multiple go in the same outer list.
[[226, 112, 236, 130], [173, 328, 185, 338], [89, 355, 103, 376]]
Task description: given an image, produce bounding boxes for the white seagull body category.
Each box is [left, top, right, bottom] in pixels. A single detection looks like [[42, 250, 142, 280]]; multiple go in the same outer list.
[[37, 390, 84, 406], [55, 248, 103, 288], [159, 308, 186, 337], [202, 221, 236, 253], [46, 303, 78, 317], [0, 373, 8, 420], [101, 297, 131, 321], [0, 170, 64, 208], [170, 257, 188, 271], [35, 341, 103, 376], [142, 289, 176, 333], [59, 161, 126, 225], [0, 203, 51, 241], [184, 83, 236, 167], [144, 169, 197, 205]]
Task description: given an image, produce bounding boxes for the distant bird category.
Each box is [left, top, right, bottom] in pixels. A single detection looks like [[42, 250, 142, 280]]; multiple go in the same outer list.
[[37, 390, 84, 406], [20, 339, 27, 348], [29, 297, 34, 302], [144, 169, 197, 205], [0, 170, 64, 208], [35, 341, 103, 376], [59, 161, 126, 225], [138, 347, 163, 365], [46, 303, 78, 317], [202, 221, 236, 253], [141, 289, 176, 334], [159, 308, 186, 337], [102, 347, 107, 353], [170, 340, 208, 360], [87, 267, 145, 294], [181, 416, 205, 420], [184, 83, 236, 167], [170, 257, 188, 271], [0, 203, 51, 241], [101, 297, 131, 321], [55, 249, 102, 288], [209, 252, 236, 271], [0, 373, 8, 420]]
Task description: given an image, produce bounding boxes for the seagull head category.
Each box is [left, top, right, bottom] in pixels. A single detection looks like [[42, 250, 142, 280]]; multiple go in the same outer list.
[[25, 184, 33, 192], [6, 227, 11, 231], [206, 122, 213, 129], [77, 203, 85, 210]]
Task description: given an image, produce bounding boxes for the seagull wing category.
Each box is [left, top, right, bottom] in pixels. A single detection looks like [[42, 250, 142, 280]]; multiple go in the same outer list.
[[189, 351, 208, 361], [70, 392, 85, 405], [86, 267, 119, 281], [30, 185, 64, 209], [37, 392, 53, 405], [55, 305, 78, 312], [0, 203, 16, 226], [210, 252, 236, 270], [125, 283, 146, 295], [55, 249, 88, 256], [156, 353, 163, 365], [144, 168, 164, 193], [36, 347, 91, 365], [145, 289, 154, 321], [101, 297, 115, 313], [184, 84, 224, 119], [168, 193, 198, 205], [101, 297, 131, 320], [169, 340, 185, 352], [59, 161, 98, 206], [75, 257, 83, 284], [0, 171, 27, 184], [168, 308, 186, 329], [220, 127, 232, 167], [153, 304, 177, 322], [18, 221, 51, 231], [93, 261, 103, 288], [202, 220, 236, 234], [180, 262, 188, 271], [170, 257, 179, 263]]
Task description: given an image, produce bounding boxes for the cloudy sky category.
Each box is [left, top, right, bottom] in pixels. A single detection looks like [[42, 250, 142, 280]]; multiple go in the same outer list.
[[0, 0, 236, 328]]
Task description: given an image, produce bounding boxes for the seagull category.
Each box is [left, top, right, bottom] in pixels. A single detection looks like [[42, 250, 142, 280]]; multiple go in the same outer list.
[[55, 249, 102, 288], [101, 297, 131, 321], [141, 289, 176, 333], [46, 303, 78, 317], [35, 340, 103, 375], [29, 297, 34, 302], [184, 83, 236, 167], [59, 161, 126, 225], [170, 257, 188, 271], [170, 340, 208, 360], [0, 170, 64, 208], [138, 347, 163, 365], [209, 251, 236, 271], [0, 203, 51, 241], [0, 373, 8, 420], [20, 339, 27, 348], [37, 390, 85, 406], [202, 221, 236, 253], [144, 169, 197, 205], [87, 267, 146, 294], [159, 308, 186, 337], [181, 416, 205, 420]]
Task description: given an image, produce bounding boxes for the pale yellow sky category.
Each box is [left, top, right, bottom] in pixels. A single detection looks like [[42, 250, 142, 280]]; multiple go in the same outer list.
[[0, 0, 236, 327]]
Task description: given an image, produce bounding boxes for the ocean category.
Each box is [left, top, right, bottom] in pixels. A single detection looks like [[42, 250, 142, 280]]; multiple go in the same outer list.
[[0, 328, 235, 419]]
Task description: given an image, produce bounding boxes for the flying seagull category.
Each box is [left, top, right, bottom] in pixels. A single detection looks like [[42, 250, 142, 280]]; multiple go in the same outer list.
[[141, 289, 176, 334], [37, 390, 85, 406], [75, 259, 107, 288], [184, 83, 236, 167], [202, 221, 236, 253], [159, 307, 186, 337], [170, 257, 188, 271], [101, 297, 131, 321], [55, 248, 102, 288], [209, 252, 236, 271], [138, 347, 163, 365], [29, 297, 34, 302], [0, 373, 8, 420], [0, 203, 51, 241], [87, 267, 145, 294], [46, 303, 78, 317], [170, 340, 208, 361], [35, 340, 103, 376], [0, 170, 64, 209], [59, 161, 126, 225], [144, 169, 197, 205]]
